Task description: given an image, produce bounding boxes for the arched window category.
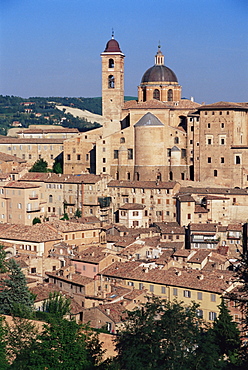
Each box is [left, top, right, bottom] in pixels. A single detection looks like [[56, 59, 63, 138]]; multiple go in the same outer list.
[[174, 137, 179, 144], [120, 137, 125, 143], [153, 89, 160, 100], [157, 172, 162, 181], [135, 172, 140, 181], [168, 89, 173, 101], [142, 88, 146, 102], [108, 75, 115, 88], [49, 195, 53, 203], [109, 59, 114, 68]]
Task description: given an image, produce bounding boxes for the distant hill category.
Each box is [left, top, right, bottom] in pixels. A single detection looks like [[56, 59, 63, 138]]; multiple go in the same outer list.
[[0, 95, 137, 135]]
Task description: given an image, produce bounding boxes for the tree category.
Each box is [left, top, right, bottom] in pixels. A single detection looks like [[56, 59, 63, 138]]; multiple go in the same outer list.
[[29, 158, 48, 173], [115, 297, 203, 370], [52, 161, 62, 174], [11, 318, 100, 370], [0, 316, 9, 369], [212, 298, 241, 364], [0, 244, 7, 273], [42, 291, 71, 318], [0, 259, 34, 317], [74, 208, 82, 218], [32, 217, 41, 225]]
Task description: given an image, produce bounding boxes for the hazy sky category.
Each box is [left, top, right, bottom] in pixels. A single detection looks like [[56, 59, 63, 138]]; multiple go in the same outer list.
[[1, 0, 247, 104]]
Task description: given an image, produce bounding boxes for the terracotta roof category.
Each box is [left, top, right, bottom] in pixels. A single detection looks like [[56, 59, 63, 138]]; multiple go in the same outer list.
[[227, 224, 243, 231], [123, 99, 200, 110], [100, 262, 234, 294], [173, 249, 192, 257], [0, 152, 26, 163], [194, 205, 208, 213], [119, 203, 145, 210], [46, 271, 94, 286], [17, 128, 79, 134], [0, 223, 60, 242], [179, 186, 248, 196], [4, 181, 40, 189], [187, 250, 211, 264], [72, 246, 109, 264], [176, 194, 195, 202], [21, 173, 102, 184], [97, 302, 127, 324], [189, 223, 218, 232], [154, 222, 185, 234], [47, 219, 99, 232], [199, 101, 248, 110], [0, 138, 64, 144], [108, 180, 178, 189]]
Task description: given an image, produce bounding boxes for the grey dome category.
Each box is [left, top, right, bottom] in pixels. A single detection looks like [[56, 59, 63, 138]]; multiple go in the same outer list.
[[141, 65, 178, 83]]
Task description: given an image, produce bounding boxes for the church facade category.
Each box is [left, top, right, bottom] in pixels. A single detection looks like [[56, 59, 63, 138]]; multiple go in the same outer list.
[[64, 36, 248, 188]]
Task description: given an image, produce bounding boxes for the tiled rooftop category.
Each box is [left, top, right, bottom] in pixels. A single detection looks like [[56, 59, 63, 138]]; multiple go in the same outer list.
[[21, 172, 102, 184], [108, 180, 178, 189], [119, 203, 145, 210], [0, 151, 26, 163], [100, 262, 234, 294]]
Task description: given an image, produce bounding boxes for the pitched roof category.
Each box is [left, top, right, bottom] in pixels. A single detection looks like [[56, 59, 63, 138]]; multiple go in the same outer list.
[[21, 173, 102, 184], [119, 203, 145, 210], [108, 180, 178, 189], [0, 152, 26, 163]]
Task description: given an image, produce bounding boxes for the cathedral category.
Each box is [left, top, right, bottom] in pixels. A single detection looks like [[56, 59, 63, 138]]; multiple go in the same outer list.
[[64, 36, 248, 188]]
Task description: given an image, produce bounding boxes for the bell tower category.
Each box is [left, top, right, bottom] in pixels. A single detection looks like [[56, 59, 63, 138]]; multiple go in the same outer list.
[[101, 33, 125, 133]]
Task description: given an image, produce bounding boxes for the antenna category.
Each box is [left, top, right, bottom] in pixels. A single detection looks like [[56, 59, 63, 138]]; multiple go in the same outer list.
[[112, 28, 114, 39]]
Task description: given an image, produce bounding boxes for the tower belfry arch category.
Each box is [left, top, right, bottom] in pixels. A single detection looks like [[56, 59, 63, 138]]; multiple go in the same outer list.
[[101, 35, 125, 134]]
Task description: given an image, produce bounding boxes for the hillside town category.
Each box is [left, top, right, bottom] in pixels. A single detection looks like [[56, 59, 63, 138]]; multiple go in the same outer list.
[[0, 35, 247, 351]]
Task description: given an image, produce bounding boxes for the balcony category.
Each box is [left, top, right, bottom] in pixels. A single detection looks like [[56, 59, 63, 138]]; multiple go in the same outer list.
[[29, 195, 38, 200]]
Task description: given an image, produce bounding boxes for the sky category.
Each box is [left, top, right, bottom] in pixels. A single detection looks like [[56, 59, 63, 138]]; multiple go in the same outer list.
[[0, 0, 247, 104]]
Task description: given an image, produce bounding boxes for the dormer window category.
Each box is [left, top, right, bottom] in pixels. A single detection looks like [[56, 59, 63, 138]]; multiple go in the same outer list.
[[109, 59, 114, 68]]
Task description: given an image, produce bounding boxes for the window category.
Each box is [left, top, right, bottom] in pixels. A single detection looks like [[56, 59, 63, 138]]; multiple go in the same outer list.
[[153, 89, 160, 100], [114, 150, 118, 159], [150, 285, 154, 293], [109, 58, 114, 68], [49, 195, 53, 203], [18, 203, 22, 209], [168, 89, 173, 101], [188, 214, 191, 219], [128, 149, 133, 159], [221, 157, 224, 163], [133, 211, 139, 216], [208, 123, 211, 128], [31, 267, 36, 274], [102, 167, 106, 172], [211, 294, 216, 302], [197, 292, 202, 300], [161, 286, 166, 294], [103, 158, 106, 163], [181, 149, 186, 158], [139, 283, 143, 290], [127, 172, 131, 180], [221, 123, 224, 128], [77, 154, 81, 160], [197, 309, 203, 318], [173, 288, 178, 296], [221, 138, 225, 145], [208, 157, 211, 163], [184, 290, 191, 298], [67, 154, 71, 160], [108, 75, 115, 88], [120, 137, 125, 143], [209, 312, 217, 321], [214, 170, 218, 177], [208, 138, 212, 145], [133, 221, 139, 227], [174, 137, 179, 144], [236, 156, 241, 164]]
